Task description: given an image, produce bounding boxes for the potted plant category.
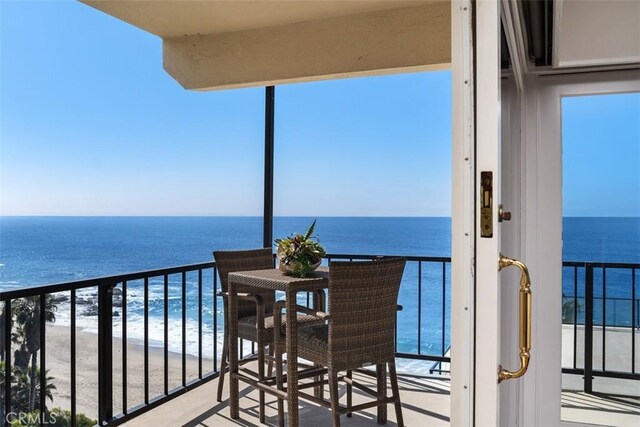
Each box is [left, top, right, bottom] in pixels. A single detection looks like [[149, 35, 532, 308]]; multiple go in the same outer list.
[[275, 220, 326, 277]]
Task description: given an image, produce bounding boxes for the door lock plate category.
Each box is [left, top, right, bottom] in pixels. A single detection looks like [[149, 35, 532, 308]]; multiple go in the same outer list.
[[480, 171, 493, 238]]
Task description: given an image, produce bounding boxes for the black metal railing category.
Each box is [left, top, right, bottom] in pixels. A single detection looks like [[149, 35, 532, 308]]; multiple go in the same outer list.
[[1, 262, 219, 426], [3, 256, 636, 424], [0, 253, 451, 426], [561, 261, 640, 393]]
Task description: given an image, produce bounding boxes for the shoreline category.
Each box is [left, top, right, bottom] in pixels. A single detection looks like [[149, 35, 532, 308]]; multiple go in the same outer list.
[[45, 324, 214, 420]]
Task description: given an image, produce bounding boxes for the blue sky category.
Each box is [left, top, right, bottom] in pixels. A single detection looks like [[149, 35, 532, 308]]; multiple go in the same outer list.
[[563, 93, 640, 217], [0, 0, 451, 217], [1, 2, 637, 217]]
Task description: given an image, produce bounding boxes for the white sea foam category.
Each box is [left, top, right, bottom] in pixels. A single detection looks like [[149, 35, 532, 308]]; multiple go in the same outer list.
[[53, 300, 253, 364], [53, 300, 437, 376]]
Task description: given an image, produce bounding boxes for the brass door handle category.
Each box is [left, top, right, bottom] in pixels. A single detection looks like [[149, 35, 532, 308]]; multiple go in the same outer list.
[[498, 254, 532, 383]]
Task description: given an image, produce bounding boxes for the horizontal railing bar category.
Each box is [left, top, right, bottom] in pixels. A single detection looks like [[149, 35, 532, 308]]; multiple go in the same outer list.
[[563, 296, 640, 302], [325, 253, 451, 263], [562, 368, 640, 381], [562, 261, 586, 267], [395, 352, 450, 363], [562, 261, 640, 269], [0, 261, 216, 300]]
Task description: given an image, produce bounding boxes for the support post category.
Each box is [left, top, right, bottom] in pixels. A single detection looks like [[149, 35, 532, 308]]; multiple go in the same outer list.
[[263, 86, 275, 248], [98, 284, 114, 423]]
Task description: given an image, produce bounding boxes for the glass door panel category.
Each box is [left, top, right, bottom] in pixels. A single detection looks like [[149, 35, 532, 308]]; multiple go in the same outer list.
[[561, 92, 640, 426]]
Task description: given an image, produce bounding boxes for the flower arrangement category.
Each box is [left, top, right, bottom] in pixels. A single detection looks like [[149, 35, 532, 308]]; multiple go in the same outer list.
[[275, 220, 326, 277]]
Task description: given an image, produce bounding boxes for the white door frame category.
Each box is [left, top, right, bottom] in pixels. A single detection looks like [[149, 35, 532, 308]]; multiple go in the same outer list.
[[521, 69, 640, 427], [450, 0, 475, 424], [473, 0, 503, 424]]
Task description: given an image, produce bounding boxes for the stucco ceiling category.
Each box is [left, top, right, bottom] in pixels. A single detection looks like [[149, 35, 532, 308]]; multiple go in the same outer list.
[[81, 0, 437, 39]]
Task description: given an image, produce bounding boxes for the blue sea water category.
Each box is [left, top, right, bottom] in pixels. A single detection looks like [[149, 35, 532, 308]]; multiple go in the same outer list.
[[562, 217, 640, 328], [0, 216, 637, 365]]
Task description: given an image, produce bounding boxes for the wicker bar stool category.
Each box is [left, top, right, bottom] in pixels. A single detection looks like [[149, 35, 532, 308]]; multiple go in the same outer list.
[[214, 248, 274, 423], [274, 257, 407, 427]]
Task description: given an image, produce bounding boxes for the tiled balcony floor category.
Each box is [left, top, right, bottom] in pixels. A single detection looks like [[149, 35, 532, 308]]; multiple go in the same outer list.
[[122, 365, 451, 427], [119, 361, 639, 426]]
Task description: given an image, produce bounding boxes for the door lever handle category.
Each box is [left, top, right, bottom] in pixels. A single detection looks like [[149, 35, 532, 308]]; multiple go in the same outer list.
[[498, 254, 532, 383]]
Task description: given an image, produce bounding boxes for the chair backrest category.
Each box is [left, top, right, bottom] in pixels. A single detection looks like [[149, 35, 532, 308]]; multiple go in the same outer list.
[[327, 257, 406, 371], [213, 248, 275, 318]]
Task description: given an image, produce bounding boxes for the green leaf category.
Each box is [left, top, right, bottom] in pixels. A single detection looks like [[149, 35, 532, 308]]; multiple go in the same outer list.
[[303, 219, 316, 241]]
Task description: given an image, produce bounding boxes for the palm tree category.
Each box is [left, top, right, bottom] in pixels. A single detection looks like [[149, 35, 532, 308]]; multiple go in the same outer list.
[[13, 296, 57, 412], [0, 363, 56, 416], [0, 307, 5, 363], [12, 366, 56, 414], [0, 305, 12, 363], [0, 360, 8, 421]]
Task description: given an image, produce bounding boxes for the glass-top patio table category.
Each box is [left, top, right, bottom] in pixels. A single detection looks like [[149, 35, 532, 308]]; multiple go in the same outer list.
[[227, 266, 329, 427]]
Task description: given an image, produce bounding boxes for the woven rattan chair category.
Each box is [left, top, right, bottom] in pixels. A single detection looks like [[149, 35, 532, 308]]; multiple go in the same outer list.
[[274, 257, 407, 427], [214, 248, 323, 423], [214, 248, 275, 423]]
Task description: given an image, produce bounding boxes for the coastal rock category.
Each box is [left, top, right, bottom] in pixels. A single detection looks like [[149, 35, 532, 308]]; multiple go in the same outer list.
[[113, 311, 119, 317], [76, 297, 95, 306], [83, 304, 99, 316], [51, 294, 69, 304]]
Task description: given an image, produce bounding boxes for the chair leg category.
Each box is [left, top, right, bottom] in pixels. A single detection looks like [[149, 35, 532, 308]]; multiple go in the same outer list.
[[376, 363, 387, 424], [388, 361, 404, 427], [217, 334, 229, 402], [346, 370, 352, 417], [267, 344, 274, 378], [275, 343, 285, 427], [328, 367, 341, 427], [258, 341, 266, 423], [314, 363, 324, 400]]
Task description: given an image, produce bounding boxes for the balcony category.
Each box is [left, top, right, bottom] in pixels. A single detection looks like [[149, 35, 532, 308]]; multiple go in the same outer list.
[[1, 255, 638, 426]]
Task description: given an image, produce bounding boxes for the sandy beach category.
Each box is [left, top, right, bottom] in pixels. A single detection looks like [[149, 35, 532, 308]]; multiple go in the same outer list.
[[45, 325, 214, 421]]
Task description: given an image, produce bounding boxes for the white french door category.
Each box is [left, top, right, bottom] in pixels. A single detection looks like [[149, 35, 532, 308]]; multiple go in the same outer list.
[[453, 1, 639, 426], [451, 0, 507, 423], [451, 0, 533, 425], [521, 71, 640, 427], [473, 0, 504, 424]]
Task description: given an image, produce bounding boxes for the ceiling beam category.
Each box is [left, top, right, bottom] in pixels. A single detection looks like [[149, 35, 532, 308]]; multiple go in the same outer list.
[[162, 3, 451, 91]]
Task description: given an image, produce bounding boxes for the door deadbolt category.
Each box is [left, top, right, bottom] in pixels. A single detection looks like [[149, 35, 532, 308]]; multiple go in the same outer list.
[[498, 205, 512, 222]]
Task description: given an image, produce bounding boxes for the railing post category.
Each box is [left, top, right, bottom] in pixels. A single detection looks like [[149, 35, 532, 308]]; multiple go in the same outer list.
[[98, 284, 114, 424], [4, 300, 12, 423], [584, 264, 594, 394]]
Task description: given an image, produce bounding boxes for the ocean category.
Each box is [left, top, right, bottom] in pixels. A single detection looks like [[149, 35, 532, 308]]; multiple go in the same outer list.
[[0, 216, 638, 369]]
